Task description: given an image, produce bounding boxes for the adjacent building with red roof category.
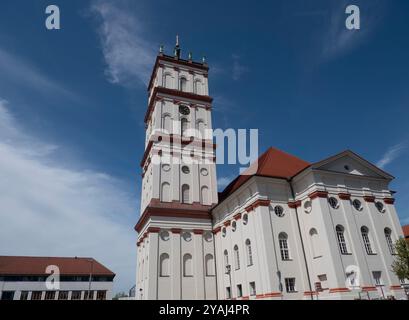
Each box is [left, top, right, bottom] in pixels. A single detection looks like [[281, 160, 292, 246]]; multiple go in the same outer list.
[[0, 256, 115, 300]]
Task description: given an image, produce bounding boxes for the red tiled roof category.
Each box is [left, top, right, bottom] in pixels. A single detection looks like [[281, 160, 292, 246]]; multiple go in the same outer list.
[[403, 225, 409, 238], [219, 147, 310, 202], [0, 256, 115, 276]]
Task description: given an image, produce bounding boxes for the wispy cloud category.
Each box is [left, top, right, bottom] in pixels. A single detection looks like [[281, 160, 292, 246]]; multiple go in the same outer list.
[[0, 48, 80, 102], [90, 0, 156, 87], [377, 142, 407, 169], [321, 1, 385, 61], [232, 54, 249, 81], [0, 99, 136, 293]]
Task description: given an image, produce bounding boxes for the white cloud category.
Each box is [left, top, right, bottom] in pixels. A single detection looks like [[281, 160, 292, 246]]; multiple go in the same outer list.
[[90, 0, 156, 87], [321, 1, 384, 61], [0, 48, 80, 102], [232, 54, 248, 81], [0, 99, 137, 293], [377, 142, 407, 169]]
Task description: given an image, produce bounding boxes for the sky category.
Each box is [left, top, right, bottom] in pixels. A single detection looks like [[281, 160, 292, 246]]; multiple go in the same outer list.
[[0, 0, 409, 294]]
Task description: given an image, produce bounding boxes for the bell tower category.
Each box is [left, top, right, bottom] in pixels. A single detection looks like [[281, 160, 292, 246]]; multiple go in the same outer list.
[[135, 38, 218, 300]]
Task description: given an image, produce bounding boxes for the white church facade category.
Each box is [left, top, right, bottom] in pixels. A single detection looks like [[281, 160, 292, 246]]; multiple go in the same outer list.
[[135, 42, 406, 300]]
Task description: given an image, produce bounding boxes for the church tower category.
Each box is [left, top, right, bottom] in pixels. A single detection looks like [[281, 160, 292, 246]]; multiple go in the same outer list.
[[135, 38, 218, 300]]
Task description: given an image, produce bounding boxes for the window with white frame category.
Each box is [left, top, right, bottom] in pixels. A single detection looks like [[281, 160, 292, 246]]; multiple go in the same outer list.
[[285, 278, 296, 293], [384, 228, 395, 255], [181, 184, 190, 204], [279, 232, 290, 260], [336, 225, 348, 254], [234, 245, 240, 270], [245, 239, 253, 266], [372, 271, 382, 286], [179, 77, 187, 92], [361, 226, 374, 254], [249, 282, 256, 296]]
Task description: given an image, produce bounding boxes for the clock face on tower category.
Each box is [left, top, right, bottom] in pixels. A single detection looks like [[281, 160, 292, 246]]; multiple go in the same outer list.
[[179, 105, 190, 115]]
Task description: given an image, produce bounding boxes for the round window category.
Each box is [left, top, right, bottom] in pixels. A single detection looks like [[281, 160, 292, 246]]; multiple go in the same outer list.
[[222, 227, 227, 237], [274, 205, 285, 217], [162, 164, 171, 172], [200, 168, 208, 176], [352, 199, 362, 211], [182, 232, 192, 242], [328, 197, 339, 209], [160, 230, 170, 241], [304, 200, 312, 214], [179, 105, 190, 115], [375, 201, 385, 213], [232, 221, 237, 232], [242, 214, 248, 225], [203, 232, 213, 242], [182, 166, 190, 174]]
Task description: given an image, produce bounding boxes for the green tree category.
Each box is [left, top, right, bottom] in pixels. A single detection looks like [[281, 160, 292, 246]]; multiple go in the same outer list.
[[391, 238, 409, 281]]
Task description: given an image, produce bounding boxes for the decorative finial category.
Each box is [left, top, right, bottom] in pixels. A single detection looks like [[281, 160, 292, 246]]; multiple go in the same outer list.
[[188, 52, 192, 61], [174, 35, 181, 59], [159, 44, 164, 54], [202, 55, 207, 64]]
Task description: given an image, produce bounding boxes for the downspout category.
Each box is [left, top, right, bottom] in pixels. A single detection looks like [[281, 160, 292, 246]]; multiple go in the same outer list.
[[288, 178, 314, 300]]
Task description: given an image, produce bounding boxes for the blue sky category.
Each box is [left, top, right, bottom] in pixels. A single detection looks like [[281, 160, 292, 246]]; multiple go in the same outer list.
[[0, 0, 409, 293]]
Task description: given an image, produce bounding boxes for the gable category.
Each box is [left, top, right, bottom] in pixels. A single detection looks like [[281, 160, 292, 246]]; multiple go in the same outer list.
[[311, 151, 393, 180]]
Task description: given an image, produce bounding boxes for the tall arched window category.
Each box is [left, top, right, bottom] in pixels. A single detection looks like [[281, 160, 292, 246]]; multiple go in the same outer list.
[[183, 254, 193, 277], [279, 232, 290, 260], [361, 226, 374, 254], [194, 79, 202, 95], [164, 73, 172, 89], [181, 184, 190, 204], [162, 114, 171, 133], [196, 120, 205, 138], [384, 228, 395, 255], [336, 225, 348, 254], [161, 182, 171, 202], [181, 118, 188, 136], [205, 254, 215, 276], [179, 77, 187, 92], [309, 228, 321, 258], [224, 250, 229, 268], [160, 253, 170, 277], [234, 245, 240, 270], [201, 186, 210, 205], [245, 239, 253, 266]]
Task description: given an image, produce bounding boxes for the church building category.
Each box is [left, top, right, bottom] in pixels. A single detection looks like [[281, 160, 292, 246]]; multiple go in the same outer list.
[[135, 40, 406, 300]]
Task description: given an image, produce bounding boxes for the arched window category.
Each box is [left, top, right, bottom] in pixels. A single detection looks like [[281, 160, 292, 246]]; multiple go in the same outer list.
[[245, 239, 253, 266], [336, 225, 348, 254], [183, 254, 193, 277], [234, 245, 240, 270], [224, 250, 229, 268], [160, 253, 170, 277], [361, 226, 374, 254], [384, 228, 395, 255], [162, 114, 171, 133], [164, 73, 172, 89], [196, 120, 205, 138], [279, 232, 290, 260], [205, 254, 215, 276], [181, 118, 188, 136], [179, 77, 187, 92], [194, 79, 202, 95], [201, 186, 210, 205], [309, 228, 321, 258], [181, 184, 190, 204], [161, 182, 171, 202]]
